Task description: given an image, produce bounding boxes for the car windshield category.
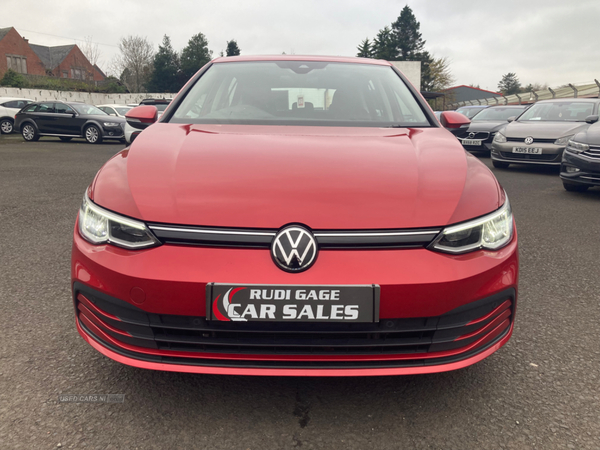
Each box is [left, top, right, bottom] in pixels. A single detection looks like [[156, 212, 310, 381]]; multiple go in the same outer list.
[[517, 102, 595, 122], [455, 107, 486, 119], [115, 107, 132, 115], [72, 104, 106, 115], [472, 107, 527, 121], [169, 61, 430, 127]]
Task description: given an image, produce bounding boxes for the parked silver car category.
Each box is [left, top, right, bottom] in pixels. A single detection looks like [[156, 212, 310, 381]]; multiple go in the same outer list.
[[491, 99, 600, 168]]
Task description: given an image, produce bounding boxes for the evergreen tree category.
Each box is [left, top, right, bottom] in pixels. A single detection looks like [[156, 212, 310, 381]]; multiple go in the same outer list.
[[147, 35, 181, 93], [181, 33, 213, 81], [391, 5, 426, 60], [497, 73, 521, 95], [372, 27, 397, 60], [226, 40, 241, 56], [356, 38, 373, 58]]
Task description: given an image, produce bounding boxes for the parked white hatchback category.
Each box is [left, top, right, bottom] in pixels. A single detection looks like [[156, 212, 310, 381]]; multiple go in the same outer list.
[[0, 97, 33, 134], [96, 104, 133, 118]]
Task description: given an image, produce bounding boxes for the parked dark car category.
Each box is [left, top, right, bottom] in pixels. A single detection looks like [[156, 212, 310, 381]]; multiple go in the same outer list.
[[560, 122, 600, 191], [15, 101, 126, 144], [457, 105, 529, 154], [455, 105, 488, 119], [491, 99, 600, 169]]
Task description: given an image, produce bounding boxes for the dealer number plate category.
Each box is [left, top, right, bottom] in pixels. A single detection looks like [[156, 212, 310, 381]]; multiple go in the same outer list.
[[206, 283, 379, 323], [512, 147, 542, 154], [462, 139, 482, 146]]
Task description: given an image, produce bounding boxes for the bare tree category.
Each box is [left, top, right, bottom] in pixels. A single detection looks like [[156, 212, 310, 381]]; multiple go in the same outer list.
[[80, 36, 102, 68], [112, 35, 154, 93]]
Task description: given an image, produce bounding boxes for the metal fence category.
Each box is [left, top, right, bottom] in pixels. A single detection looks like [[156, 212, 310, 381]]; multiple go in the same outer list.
[[448, 80, 600, 109]]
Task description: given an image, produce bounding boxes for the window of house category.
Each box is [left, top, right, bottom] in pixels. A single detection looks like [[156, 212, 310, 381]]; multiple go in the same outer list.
[[71, 68, 84, 80], [6, 55, 27, 74], [62, 71, 68, 78]]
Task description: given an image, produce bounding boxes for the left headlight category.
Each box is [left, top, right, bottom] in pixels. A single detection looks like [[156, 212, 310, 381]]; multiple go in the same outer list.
[[78, 194, 160, 249], [554, 135, 573, 146], [103, 122, 121, 127], [429, 197, 514, 254]]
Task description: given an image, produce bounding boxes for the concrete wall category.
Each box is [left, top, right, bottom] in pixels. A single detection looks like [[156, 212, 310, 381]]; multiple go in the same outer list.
[[0, 86, 175, 105], [389, 61, 421, 91]]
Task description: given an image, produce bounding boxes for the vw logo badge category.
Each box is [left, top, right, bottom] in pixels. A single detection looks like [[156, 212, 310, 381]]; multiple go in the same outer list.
[[524, 136, 534, 145], [271, 225, 318, 272], [468, 132, 476, 139]]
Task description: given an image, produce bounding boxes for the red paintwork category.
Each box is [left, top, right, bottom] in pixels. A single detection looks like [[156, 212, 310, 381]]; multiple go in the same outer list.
[[92, 124, 501, 229], [125, 105, 157, 124], [72, 224, 517, 319], [440, 111, 471, 129], [73, 55, 519, 376]]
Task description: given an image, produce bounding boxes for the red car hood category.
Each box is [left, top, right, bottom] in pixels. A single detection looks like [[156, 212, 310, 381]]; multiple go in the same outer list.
[[91, 124, 502, 229]]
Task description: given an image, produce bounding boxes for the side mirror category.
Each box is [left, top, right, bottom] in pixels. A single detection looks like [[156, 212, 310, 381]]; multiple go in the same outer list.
[[440, 111, 470, 129], [585, 115, 599, 124], [125, 105, 158, 130], [507, 116, 516, 123]]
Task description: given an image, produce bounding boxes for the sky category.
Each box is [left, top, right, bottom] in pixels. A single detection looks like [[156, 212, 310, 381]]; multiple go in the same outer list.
[[3, 0, 600, 91]]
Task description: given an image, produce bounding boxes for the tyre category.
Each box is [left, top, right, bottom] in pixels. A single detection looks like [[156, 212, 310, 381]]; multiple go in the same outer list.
[[563, 182, 588, 192], [84, 125, 102, 144], [21, 123, 39, 141], [492, 161, 510, 169], [0, 118, 14, 134], [59, 137, 73, 142]]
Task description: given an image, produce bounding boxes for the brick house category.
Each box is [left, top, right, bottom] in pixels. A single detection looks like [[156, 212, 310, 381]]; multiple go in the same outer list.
[[0, 27, 47, 77], [0, 27, 104, 82]]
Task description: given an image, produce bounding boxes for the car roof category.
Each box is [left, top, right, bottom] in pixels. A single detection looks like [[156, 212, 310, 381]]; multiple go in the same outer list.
[[457, 105, 488, 108], [96, 104, 132, 108], [211, 55, 391, 66]]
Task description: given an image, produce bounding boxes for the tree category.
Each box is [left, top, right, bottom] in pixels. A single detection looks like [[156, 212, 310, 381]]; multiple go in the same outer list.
[[180, 33, 212, 81], [80, 36, 102, 68], [423, 56, 455, 92], [498, 73, 521, 95], [356, 38, 373, 58], [0, 69, 27, 88], [226, 40, 241, 56], [112, 35, 154, 93], [372, 27, 396, 60], [391, 5, 426, 60], [147, 35, 181, 93]]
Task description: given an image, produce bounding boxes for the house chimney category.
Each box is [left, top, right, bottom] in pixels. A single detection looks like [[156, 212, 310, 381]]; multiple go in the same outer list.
[[23, 37, 28, 43]]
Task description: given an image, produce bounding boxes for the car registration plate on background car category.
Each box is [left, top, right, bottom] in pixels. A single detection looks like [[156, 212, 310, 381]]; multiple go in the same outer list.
[[512, 147, 542, 154], [462, 139, 482, 146], [207, 283, 379, 323]]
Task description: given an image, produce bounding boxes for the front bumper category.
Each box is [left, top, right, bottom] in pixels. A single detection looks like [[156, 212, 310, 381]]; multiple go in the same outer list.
[[491, 141, 564, 165], [101, 125, 125, 140], [72, 225, 518, 376], [560, 150, 600, 186]]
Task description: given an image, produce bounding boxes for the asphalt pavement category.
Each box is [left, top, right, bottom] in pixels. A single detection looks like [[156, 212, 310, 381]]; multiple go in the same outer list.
[[0, 134, 599, 450]]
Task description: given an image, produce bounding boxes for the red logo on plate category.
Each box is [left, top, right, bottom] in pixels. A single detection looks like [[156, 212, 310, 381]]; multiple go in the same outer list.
[[212, 287, 247, 321]]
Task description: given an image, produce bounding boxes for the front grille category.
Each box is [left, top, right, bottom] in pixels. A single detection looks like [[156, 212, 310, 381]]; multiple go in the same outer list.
[[147, 224, 441, 249], [582, 146, 600, 159], [507, 137, 555, 143], [500, 152, 558, 161], [74, 283, 514, 369], [456, 131, 491, 140]]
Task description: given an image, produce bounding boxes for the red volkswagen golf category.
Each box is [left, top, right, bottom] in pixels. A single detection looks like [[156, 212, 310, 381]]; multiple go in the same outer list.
[[72, 56, 518, 376]]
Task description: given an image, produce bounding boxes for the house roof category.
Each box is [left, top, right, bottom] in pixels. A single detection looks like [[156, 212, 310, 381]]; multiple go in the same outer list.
[[29, 44, 75, 70], [0, 27, 12, 42], [445, 85, 502, 96]]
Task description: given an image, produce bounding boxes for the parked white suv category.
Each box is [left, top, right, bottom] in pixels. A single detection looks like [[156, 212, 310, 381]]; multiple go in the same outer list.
[[0, 97, 33, 134]]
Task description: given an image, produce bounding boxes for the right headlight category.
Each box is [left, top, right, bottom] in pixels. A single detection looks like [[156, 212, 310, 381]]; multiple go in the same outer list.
[[565, 140, 589, 154], [429, 198, 514, 254], [493, 132, 507, 143], [78, 194, 160, 249]]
